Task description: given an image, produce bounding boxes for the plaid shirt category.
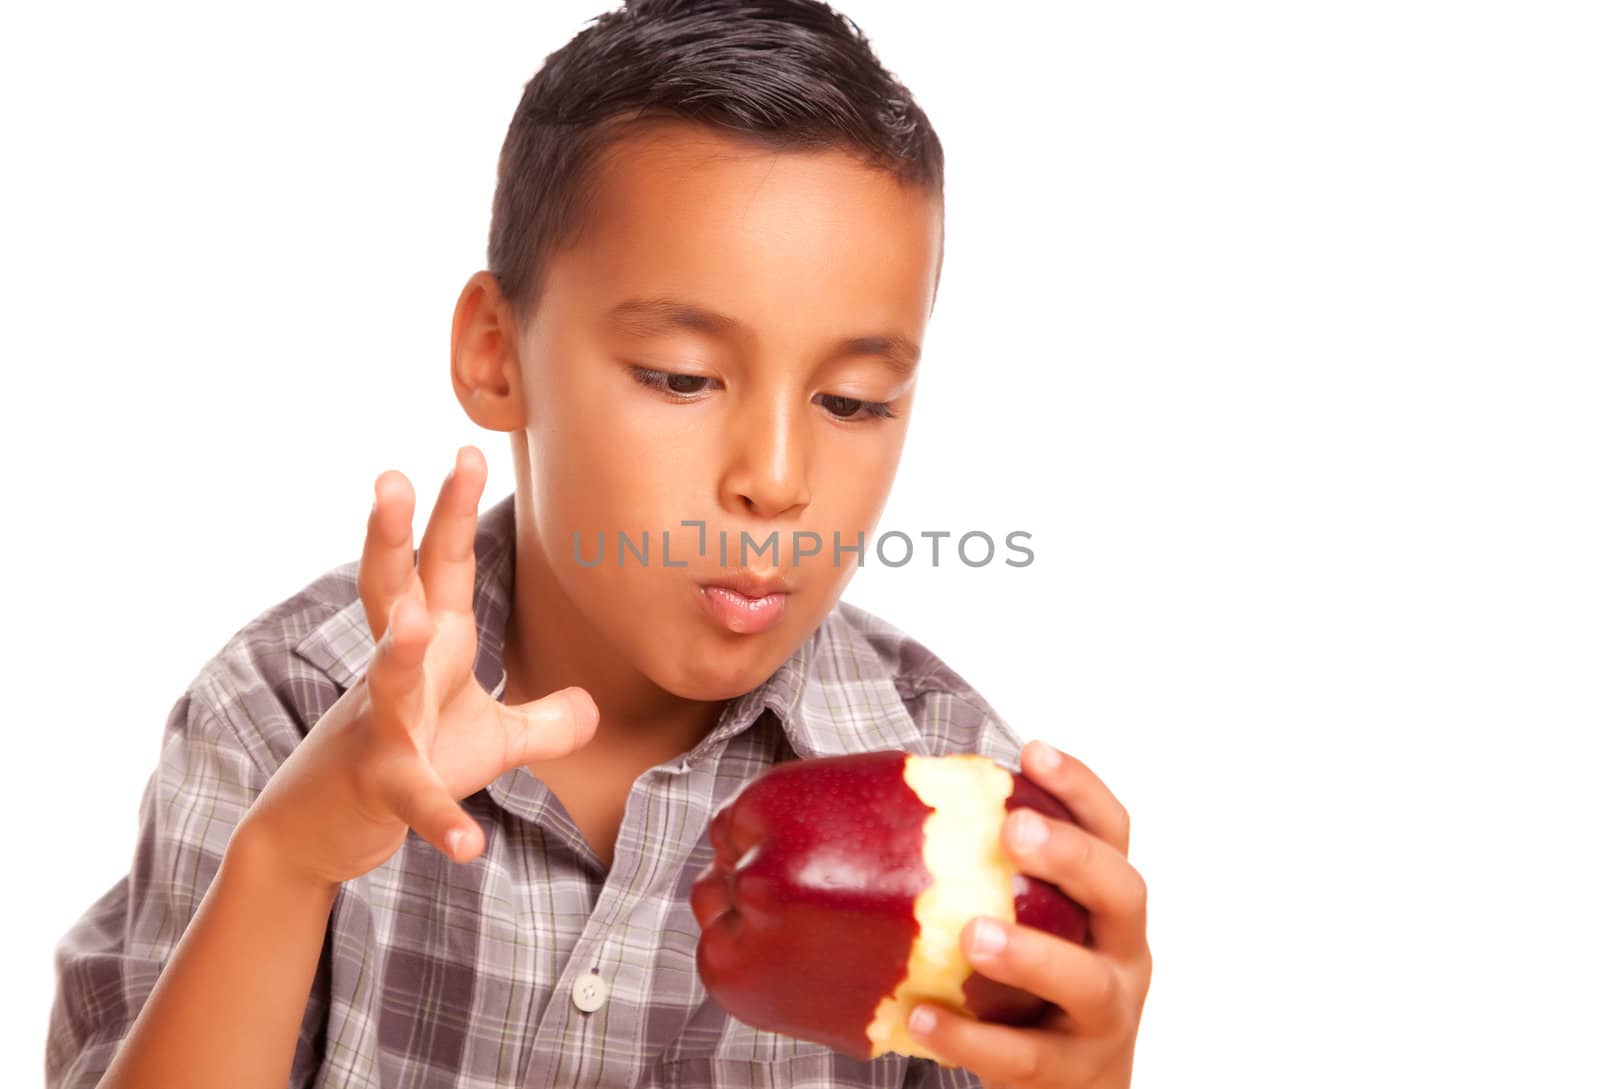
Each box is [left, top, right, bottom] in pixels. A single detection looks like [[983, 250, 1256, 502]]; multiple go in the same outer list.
[[47, 491, 1026, 1088]]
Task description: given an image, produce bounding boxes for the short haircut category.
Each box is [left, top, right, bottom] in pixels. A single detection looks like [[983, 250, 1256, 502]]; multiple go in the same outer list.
[[488, 0, 944, 322]]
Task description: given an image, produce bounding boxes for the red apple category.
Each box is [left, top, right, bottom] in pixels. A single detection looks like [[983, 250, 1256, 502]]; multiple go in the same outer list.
[[689, 749, 1089, 1063]]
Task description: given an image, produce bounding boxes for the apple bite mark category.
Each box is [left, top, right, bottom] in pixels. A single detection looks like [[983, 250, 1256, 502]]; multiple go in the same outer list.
[[865, 754, 1018, 1061]]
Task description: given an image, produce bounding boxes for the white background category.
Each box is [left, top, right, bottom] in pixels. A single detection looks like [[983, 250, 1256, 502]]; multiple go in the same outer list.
[[2, 2, 1596, 1085]]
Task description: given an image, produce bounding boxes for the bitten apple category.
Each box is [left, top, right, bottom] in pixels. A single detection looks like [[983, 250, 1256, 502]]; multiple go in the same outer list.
[[689, 749, 1089, 1063]]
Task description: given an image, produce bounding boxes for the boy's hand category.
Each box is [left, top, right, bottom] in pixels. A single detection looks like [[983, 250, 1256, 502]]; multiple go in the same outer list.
[[235, 445, 600, 889], [906, 741, 1152, 1089]]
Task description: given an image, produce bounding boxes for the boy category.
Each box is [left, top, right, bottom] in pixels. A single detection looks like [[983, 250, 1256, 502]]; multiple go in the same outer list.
[[47, 1, 1151, 1086]]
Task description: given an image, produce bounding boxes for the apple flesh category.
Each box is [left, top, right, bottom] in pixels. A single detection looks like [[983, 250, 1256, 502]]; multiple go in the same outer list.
[[689, 749, 1089, 1064]]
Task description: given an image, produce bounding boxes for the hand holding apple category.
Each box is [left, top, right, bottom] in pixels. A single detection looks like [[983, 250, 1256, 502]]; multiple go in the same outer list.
[[689, 745, 1096, 1064]]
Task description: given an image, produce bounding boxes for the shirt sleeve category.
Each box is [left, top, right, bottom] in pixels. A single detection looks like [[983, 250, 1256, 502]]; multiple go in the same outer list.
[[906, 682, 1027, 773], [43, 684, 329, 1088]]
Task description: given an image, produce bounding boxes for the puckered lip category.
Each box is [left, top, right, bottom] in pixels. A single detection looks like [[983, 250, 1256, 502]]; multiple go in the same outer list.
[[696, 569, 795, 599]]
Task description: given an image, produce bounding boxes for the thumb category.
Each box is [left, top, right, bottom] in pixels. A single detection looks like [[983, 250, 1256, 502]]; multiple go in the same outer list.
[[500, 685, 600, 768]]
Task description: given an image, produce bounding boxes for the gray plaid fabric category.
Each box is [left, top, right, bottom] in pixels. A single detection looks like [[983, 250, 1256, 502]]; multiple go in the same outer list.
[[47, 491, 1027, 1088]]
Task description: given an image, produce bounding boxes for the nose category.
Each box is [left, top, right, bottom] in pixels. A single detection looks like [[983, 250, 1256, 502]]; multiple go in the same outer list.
[[718, 394, 812, 520]]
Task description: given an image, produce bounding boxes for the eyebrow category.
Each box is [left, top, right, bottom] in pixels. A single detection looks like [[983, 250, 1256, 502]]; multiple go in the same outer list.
[[607, 296, 922, 376]]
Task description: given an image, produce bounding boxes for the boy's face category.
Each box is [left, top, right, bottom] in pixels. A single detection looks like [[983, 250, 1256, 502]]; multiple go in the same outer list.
[[473, 120, 942, 702]]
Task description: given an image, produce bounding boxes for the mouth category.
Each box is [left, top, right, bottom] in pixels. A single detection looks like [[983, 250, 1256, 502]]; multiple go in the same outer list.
[[696, 571, 793, 635]]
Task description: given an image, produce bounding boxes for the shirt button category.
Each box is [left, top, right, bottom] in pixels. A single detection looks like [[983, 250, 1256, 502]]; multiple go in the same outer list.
[[571, 970, 609, 1013]]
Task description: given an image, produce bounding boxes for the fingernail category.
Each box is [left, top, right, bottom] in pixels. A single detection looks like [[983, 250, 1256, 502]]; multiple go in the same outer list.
[[445, 828, 465, 859], [1010, 809, 1048, 851], [908, 1005, 936, 1037], [969, 917, 1007, 959], [1034, 740, 1062, 771]]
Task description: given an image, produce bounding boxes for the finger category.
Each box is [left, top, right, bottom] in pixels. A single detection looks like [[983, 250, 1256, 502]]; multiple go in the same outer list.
[[360, 470, 419, 644], [1004, 808, 1149, 959], [366, 596, 434, 745], [416, 446, 486, 618], [904, 1002, 1079, 1087], [959, 915, 1127, 1035], [372, 746, 483, 863], [1020, 740, 1131, 855], [498, 686, 601, 769]]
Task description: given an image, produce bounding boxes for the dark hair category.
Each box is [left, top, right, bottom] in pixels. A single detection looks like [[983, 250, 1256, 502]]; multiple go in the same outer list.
[[488, 0, 944, 322]]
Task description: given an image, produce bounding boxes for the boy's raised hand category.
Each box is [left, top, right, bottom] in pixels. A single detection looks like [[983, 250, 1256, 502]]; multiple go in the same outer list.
[[236, 445, 600, 890]]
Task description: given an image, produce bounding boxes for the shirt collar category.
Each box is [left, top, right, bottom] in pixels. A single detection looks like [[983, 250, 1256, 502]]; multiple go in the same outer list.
[[292, 491, 926, 765]]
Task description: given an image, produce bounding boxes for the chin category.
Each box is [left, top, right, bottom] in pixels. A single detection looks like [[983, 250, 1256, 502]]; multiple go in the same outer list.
[[666, 659, 779, 703], [661, 631, 803, 702]]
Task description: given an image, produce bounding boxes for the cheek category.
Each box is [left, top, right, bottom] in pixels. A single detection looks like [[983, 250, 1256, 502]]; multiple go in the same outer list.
[[813, 437, 903, 533], [533, 414, 707, 542]]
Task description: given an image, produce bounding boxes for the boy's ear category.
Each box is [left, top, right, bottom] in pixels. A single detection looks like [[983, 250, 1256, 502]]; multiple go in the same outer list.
[[450, 270, 526, 432]]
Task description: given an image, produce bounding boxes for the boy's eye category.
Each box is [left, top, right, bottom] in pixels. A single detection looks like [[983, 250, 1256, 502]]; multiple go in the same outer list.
[[630, 366, 720, 397], [629, 366, 894, 421], [815, 393, 896, 421], [665, 373, 712, 394]]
